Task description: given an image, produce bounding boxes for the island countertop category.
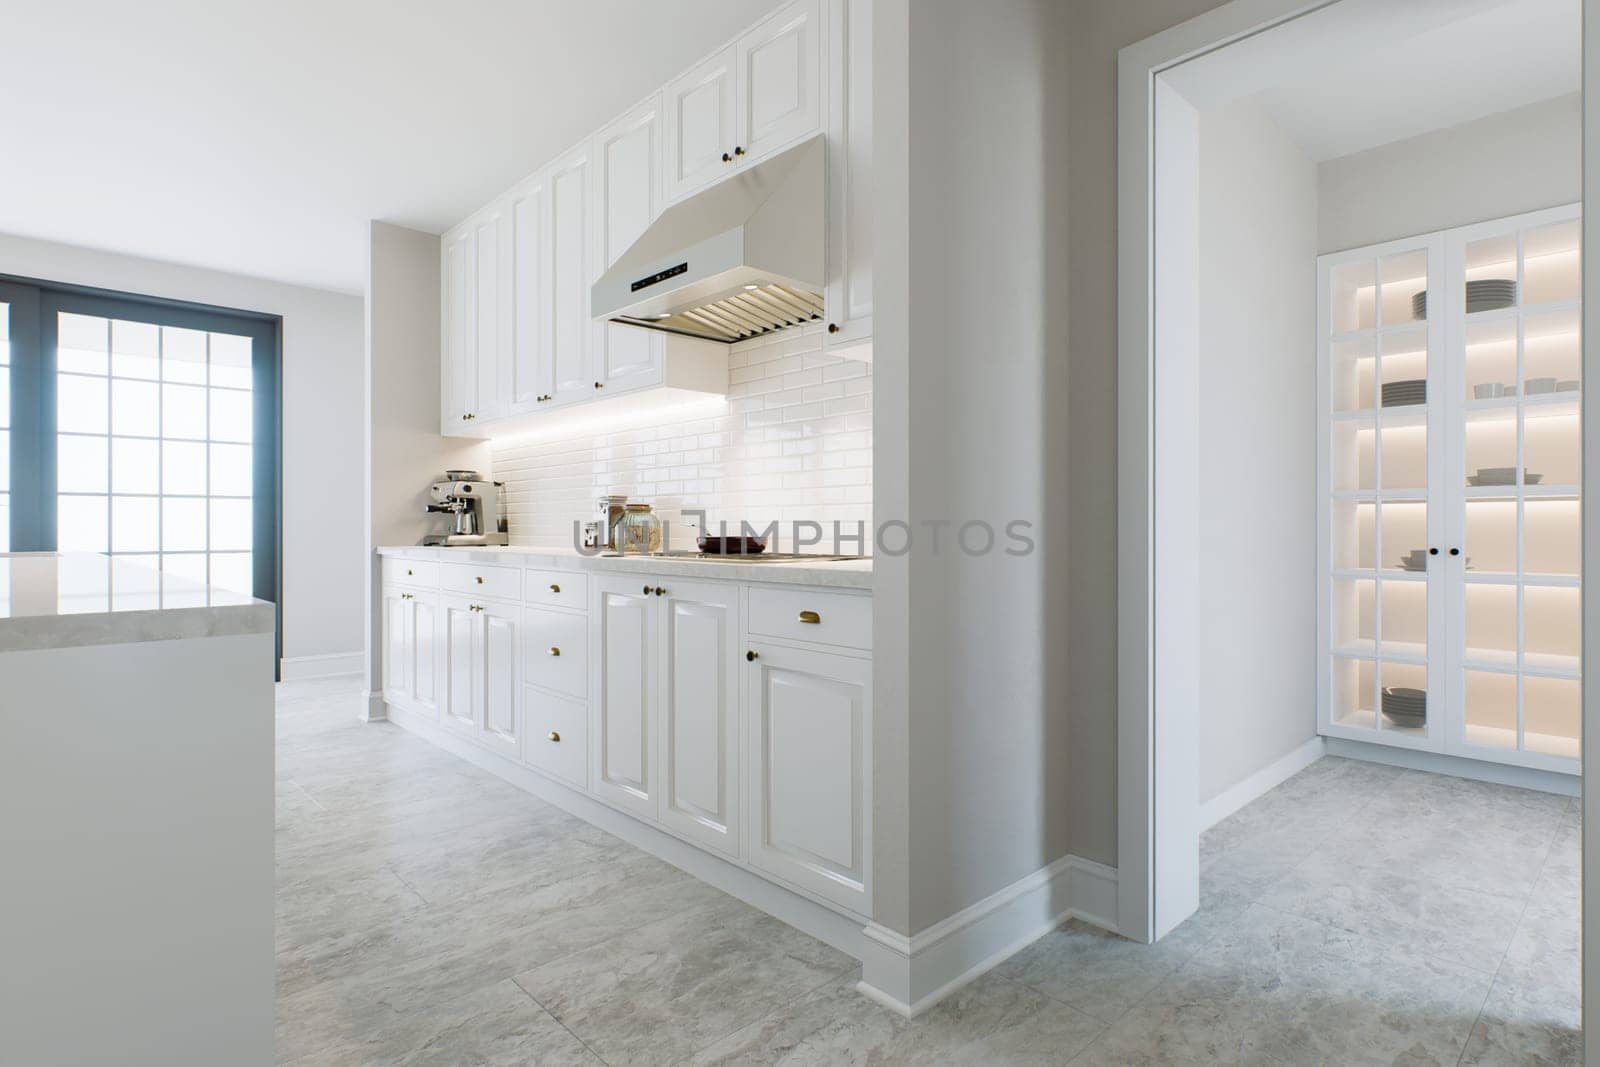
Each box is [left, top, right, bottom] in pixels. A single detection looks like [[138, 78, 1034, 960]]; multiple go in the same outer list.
[[377, 544, 873, 590], [0, 553, 277, 653]]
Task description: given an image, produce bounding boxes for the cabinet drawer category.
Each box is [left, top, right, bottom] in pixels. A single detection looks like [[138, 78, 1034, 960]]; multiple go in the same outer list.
[[747, 586, 871, 650], [524, 688, 586, 788], [526, 569, 588, 612], [523, 607, 587, 699], [440, 561, 521, 601], [383, 557, 437, 588]]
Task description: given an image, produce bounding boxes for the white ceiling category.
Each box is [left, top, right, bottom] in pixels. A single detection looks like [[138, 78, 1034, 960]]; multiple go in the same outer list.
[[1167, 0, 1580, 162], [0, 0, 783, 294]]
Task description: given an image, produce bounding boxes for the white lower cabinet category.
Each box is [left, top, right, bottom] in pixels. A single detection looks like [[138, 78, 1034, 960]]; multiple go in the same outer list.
[[591, 578, 659, 819], [382, 584, 439, 718], [441, 594, 521, 758], [524, 686, 587, 788], [746, 640, 870, 913], [658, 580, 741, 856]]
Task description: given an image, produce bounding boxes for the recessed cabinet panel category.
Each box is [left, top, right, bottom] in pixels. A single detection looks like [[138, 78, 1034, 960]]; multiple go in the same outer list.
[[441, 229, 473, 429], [473, 208, 505, 421], [383, 587, 409, 703], [594, 98, 666, 391], [748, 642, 869, 913], [660, 582, 739, 855], [664, 46, 736, 201], [549, 144, 593, 402], [592, 580, 656, 818], [737, 0, 821, 162], [480, 603, 519, 757], [411, 594, 440, 718], [824, 0, 873, 353], [443, 598, 478, 735], [525, 687, 587, 788], [507, 174, 551, 414], [524, 606, 587, 699]]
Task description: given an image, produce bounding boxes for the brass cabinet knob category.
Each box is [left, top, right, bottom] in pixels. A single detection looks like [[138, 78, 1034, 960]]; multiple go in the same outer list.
[[721, 151, 733, 163], [549, 583, 560, 593], [548, 646, 561, 657], [827, 323, 840, 334], [643, 584, 652, 595], [547, 731, 561, 742], [654, 586, 666, 596], [594, 381, 604, 389], [406, 568, 413, 576], [469, 603, 483, 612], [797, 610, 821, 624], [746, 650, 758, 661], [475, 576, 484, 584], [733, 145, 745, 156]]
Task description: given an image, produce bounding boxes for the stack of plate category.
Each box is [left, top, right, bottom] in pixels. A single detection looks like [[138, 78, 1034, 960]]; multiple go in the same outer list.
[[1381, 686, 1426, 728], [1411, 279, 1518, 319], [1468, 467, 1543, 486], [1381, 378, 1426, 407]]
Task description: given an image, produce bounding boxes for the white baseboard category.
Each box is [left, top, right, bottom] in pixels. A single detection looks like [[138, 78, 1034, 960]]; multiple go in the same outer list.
[[385, 703, 864, 959], [858, 853, 1119, 1017], [1324, 737, 1580, 797], [1199, 735, 1326, 831], [278, 652, 365, 680], [359, 691, 387, 722]]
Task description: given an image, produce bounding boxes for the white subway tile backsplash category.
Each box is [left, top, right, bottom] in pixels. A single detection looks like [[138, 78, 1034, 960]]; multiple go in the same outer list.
[[491, 325, 872, 551]]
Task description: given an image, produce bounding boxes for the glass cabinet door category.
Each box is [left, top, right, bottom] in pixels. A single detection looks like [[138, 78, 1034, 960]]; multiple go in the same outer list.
[[1451, 209, 1581, 768], [1324, 243, 1442, 747]]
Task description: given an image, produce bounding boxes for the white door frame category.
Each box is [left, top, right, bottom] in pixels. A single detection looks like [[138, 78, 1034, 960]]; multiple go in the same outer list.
[[1118, 24, 1597, 1063]]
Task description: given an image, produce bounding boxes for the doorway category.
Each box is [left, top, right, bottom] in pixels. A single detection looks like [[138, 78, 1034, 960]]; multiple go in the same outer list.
[[1119, 0, 1590, 1057]]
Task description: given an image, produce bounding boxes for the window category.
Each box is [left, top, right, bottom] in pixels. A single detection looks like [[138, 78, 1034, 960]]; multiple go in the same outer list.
[[0, 280, 278, 615]]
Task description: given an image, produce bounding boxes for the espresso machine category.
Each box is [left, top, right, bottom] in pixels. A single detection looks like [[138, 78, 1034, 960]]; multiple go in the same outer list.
[[422, 470, 509, 546]]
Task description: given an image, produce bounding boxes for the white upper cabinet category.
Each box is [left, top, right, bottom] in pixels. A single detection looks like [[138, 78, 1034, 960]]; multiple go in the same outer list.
[[440, 204, 506, 433], [593, 95, 667, 392], [823, 0, 872, 355], [505, 170, 552, 415], [440, 226, 474, 431], [664, 45, 738, 203], [736, 0, 822, 166], [548, 140, 594, 405]]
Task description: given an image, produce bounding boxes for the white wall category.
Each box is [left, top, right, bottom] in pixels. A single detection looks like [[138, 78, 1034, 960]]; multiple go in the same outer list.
[[489, 324, 871, 551], [1319, 92, 1580, 253], [364, 221, 490, 703], [1197, 98, 1319, 804], [0, 232, 366, 666]]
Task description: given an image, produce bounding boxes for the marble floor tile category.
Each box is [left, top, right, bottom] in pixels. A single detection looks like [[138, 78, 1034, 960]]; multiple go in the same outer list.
[[514, 898, 855, 1065], [1461, 974, 1580, 1066], [1076, 904, 1493, 1066], [697, 971, 1105, 1065]]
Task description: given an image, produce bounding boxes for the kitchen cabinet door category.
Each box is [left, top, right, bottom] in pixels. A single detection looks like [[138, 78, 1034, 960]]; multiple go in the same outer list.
[[505, 170, 552, 415], [440, 225, 474, 433], [410, 593, 440, 719], [658, 580, 741, 856], [593, 96, 666, 393], [478, 600, 520, 758], [746, 641, 870, 913], [548, 141, 595, 405], [590, 576, 658, 819], [442, 595, 479, 736], [735, 0, 822, 166], [471, 203, 507, 422], [823, 0, 872, 355], [382, 586, 413, 708], [664, 45, 737, 202]]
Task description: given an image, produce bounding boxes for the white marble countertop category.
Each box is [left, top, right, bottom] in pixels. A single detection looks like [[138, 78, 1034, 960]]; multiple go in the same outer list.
[[0, 553, 276, 652], [378, 544, 873, 590]]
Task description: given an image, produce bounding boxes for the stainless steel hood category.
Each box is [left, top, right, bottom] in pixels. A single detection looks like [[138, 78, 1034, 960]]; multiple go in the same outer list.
[[591, 134, 824, 343]]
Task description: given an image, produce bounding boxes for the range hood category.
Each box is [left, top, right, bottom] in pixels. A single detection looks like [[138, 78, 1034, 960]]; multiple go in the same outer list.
[[592, 134, 824, 343]]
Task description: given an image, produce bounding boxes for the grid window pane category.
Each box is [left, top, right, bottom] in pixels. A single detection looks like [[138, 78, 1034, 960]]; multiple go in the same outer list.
[[210, 443, 251, 496], [209, 389, 251, 443], [209, 333, 252, 390], [161, 498, 206, 551], [209, 552, 252, 594], [161, 552, 208, 583], [57, 313, 108, 374], [111, 320, 160, 380], [111, 378, 159, 437], [209, 498, 251, 551], [112, 495, 160, 553], [162, 383, 207, 439], [111, 437, 159, 494], [58, 495, 108, 552], [58, 374, 109, 434], [162, 440, 206, 495], [57, 434, 108, 493], [0, 432, 8, 493], [161, 326, 207, 383]]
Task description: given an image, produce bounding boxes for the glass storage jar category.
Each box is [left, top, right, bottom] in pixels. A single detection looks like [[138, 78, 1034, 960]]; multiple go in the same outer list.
[[614, 504, 662, 554]]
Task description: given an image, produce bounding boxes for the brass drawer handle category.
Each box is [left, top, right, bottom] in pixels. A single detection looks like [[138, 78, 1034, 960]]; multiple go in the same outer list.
[[475, 575, 484, 584], [797, 610, 821, 624], [547, 731, 561, 742], [469, 604, 483, 613], [549, 583, 560, 593], [401, 592, 413, 600], [548, 646, 561, 657]]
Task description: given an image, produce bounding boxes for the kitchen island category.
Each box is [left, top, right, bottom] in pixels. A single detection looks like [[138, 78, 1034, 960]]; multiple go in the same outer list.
[[0, 553, 276, 1067]]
